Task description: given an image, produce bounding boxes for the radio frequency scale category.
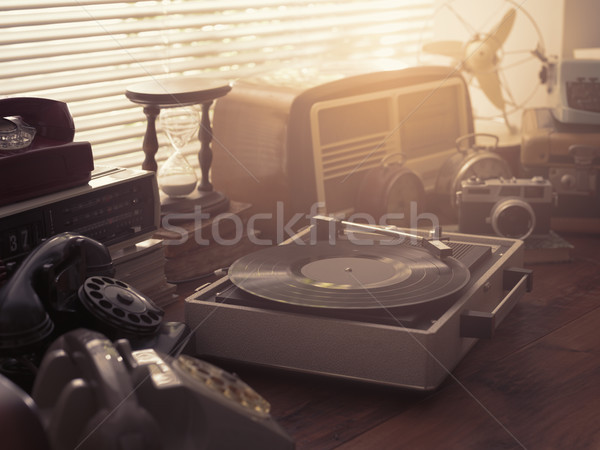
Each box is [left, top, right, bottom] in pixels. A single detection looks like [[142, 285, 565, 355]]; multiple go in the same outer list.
[[185, 217, 531, 391], [0, 166, 159, 274]]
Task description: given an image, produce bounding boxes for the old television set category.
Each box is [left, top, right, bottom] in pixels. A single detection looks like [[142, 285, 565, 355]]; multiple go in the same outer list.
[[210, 65, 473, 237]]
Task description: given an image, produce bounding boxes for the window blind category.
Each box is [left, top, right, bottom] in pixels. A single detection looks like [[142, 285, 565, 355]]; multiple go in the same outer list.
[[1, 0, 434, 171]]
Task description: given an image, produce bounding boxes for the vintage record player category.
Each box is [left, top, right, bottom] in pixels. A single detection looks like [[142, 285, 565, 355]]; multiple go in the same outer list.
[[185, 217, 531, 391]]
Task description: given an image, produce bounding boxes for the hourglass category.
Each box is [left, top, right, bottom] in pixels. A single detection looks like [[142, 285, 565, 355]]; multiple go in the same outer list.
[[157, 107, 199, 198], [125, 77, 232, 214]]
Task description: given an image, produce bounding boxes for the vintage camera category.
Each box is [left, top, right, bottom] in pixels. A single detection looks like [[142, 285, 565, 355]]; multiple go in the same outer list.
[[457, 176, 555, 239]]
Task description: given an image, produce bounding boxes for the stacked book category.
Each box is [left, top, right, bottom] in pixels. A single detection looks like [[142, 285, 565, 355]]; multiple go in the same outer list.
[[524, 230, 574, 264], [154, 201, 260, 283], [109, 238, 178, 307]]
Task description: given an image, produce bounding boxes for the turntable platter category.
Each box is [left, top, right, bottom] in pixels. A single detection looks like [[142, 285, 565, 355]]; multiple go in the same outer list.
[[228, 240, 470, 309]]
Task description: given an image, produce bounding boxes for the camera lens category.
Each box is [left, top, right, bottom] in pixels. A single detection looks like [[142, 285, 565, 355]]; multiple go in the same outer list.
[[491, 199, 535, 239]]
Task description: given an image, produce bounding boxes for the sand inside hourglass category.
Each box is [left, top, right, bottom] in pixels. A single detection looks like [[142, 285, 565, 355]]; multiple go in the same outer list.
[[158, 151, 198, 197], [158, 107, 199, 197], [159, 174, 198, 197]]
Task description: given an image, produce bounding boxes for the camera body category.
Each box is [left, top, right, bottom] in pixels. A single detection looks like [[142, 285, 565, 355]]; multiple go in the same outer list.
[[457, 176, 555, 239]]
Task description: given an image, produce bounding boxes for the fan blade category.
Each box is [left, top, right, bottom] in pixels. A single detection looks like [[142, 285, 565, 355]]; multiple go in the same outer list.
[[475, 71, 505, 111], [422, 40, 464, 60], [488, 8, 516, 51]]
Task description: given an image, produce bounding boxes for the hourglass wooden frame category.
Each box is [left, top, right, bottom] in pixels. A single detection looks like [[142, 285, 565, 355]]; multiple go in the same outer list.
[[126, 77, 231, 212]]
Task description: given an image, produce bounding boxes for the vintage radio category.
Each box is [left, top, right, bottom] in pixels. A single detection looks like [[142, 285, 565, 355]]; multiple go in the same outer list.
[[521, 107, 600, 231], [0, 166, 159, 275], [547, 59, 600, 125], [211, 65, 473, 237]]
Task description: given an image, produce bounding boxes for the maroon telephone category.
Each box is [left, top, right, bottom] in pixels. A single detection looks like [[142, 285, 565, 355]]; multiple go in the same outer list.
[[0, 97, 93, 206]]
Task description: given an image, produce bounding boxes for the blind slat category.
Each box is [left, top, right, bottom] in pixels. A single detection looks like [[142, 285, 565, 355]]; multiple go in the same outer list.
[[2, 0, 434, 170], [5, 17, 431, 78], [2, 2, 431, 46], [3, 8, 433, 62]]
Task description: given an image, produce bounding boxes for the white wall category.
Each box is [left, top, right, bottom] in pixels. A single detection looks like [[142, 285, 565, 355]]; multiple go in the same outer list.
[[562, 0, 600, 57]]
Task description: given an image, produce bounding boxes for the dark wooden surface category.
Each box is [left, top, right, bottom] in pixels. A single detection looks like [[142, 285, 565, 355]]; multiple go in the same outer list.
[[169, 232, 600, 450]]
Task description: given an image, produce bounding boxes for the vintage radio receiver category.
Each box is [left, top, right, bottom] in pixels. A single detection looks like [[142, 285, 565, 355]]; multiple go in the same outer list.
[[547, 59, 600, 125], [211, 65, 473, 236], [0, 166, 159, 273]]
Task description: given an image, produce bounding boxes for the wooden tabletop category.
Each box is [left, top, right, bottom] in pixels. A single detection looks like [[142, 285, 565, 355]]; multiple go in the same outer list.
[[170, 232, 600, 449]]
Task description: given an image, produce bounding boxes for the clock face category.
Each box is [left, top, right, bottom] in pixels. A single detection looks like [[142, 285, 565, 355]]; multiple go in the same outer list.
[[450, 154, 513, 212], [457, 155, 512, 186], [434, 151, 513, 219]]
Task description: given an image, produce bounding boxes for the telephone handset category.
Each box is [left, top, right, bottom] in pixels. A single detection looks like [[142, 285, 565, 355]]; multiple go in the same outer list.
[[33, 329, 161, 450], [0, 97, 75, 146], [0, 232, 189, 390], [27, 329, 294, 450]]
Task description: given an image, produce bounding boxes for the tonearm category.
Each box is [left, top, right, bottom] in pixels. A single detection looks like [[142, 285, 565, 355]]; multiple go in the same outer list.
[[312, 215, 453, 259]]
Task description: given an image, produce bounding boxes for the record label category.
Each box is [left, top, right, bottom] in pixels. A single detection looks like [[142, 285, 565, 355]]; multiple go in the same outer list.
[[300, 256, 410, 288]]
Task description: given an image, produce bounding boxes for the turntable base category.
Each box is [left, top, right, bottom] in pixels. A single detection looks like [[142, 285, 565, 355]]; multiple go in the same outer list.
[[185, 225, 530, 391]]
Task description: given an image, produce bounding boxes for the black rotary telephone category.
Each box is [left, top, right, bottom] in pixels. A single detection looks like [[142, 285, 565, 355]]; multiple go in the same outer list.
[[0, 234, 294, 449], [0, 329, 294, 450], [0, 232, 189, 390]]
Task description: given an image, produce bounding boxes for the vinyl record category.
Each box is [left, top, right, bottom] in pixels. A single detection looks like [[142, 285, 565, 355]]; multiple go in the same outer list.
[[228, 240, 470, 309]]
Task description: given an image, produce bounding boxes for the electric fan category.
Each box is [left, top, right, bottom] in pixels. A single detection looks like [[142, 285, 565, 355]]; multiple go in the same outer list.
[[421, 0, 547, 133]]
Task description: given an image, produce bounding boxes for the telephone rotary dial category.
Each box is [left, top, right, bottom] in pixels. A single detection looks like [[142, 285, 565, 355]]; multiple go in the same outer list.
[[0, 233, 294, 449], [0, 232, 188, 389]]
